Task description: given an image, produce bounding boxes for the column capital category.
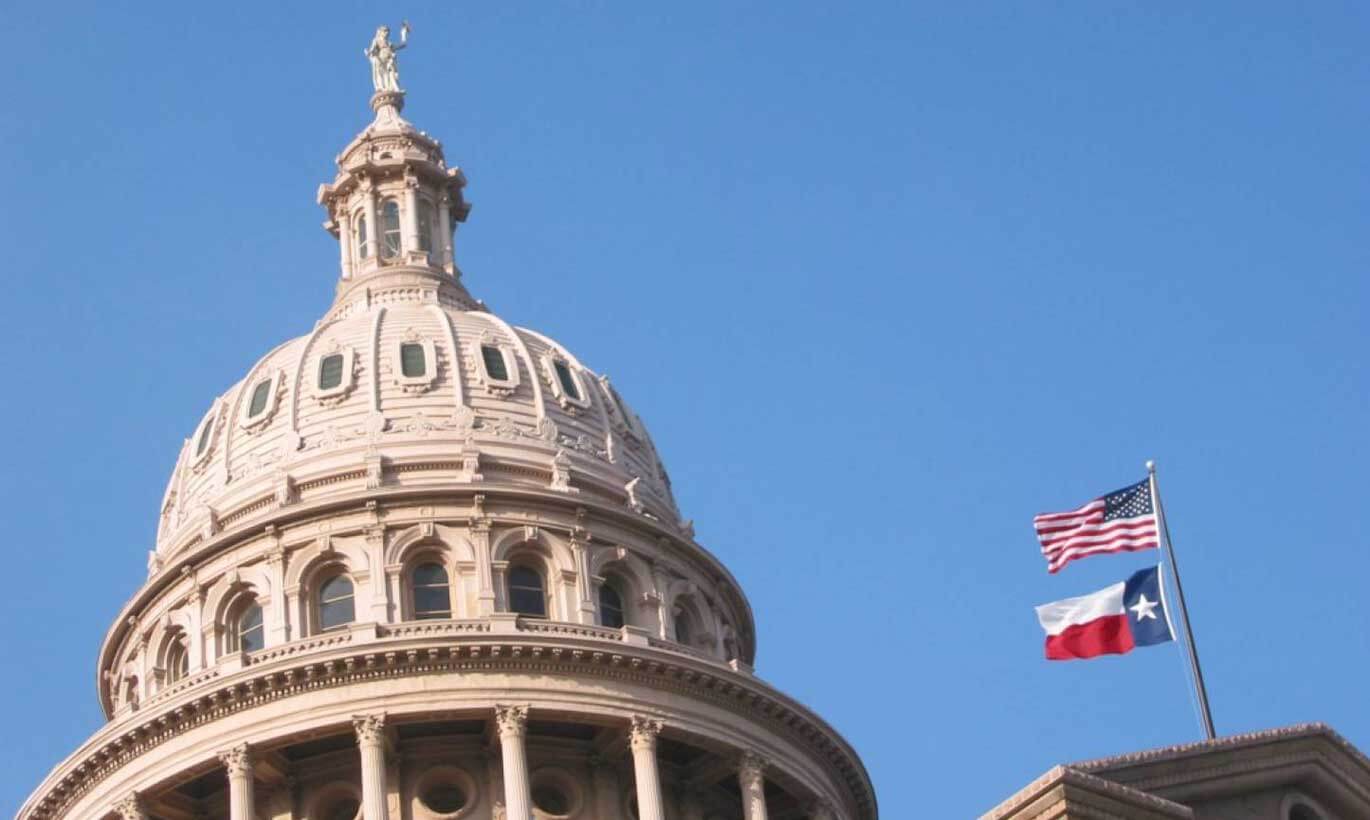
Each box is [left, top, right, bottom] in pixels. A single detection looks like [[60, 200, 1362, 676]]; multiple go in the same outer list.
[[113, 791, 147, 820], [353, 712, 388, 745], [218, 743, 253, 777], [495, 703, 530, 738], [738, 751, 768, 788], [629, 715, 663, 751]]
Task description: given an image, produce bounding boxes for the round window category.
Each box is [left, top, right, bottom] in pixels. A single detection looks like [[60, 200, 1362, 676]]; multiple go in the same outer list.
[[532, 784, 571, 816], [421, 782, 468, 814]]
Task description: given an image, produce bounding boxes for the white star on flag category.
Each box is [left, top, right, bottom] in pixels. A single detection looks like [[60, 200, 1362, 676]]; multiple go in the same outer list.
[[1130, 593, 1159, 621]]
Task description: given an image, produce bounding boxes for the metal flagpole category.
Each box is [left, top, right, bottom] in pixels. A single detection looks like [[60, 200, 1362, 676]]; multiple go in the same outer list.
[[1147, 459, 1216, 741]]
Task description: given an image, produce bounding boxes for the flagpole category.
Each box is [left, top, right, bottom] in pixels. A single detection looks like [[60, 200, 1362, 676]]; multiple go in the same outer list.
[[1147, 460, 1216, 741]]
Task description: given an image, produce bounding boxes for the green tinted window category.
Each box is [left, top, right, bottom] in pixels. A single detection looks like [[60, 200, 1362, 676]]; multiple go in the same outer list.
[[400, 343, 426, 378], [481, 345, 509, 381], [318, 354, 344, 390], [248, 380, 271, 417], [553, 360, 580, 401]]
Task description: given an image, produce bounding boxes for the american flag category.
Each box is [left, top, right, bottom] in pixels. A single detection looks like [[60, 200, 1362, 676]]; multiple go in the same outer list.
[[1034, 479, 1159, 573]]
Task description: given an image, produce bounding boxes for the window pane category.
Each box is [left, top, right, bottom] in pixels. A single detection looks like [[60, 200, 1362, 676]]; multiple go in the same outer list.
[[248, 380, 271, 417], [319, 354, 344, 390], [239, 604, 264, 652], [413, 562, 446, 586], [553, 361, 581, 400], [481, 345, 510, 381], [508, 567, 546, 617], [382, 201, 401, 258], [600, 584, 624, 629], [319, 576, 355, 630], [414, 586, 450, 617], [400, 343, 427, 378], [674, 610, 692, 645], [356, 215, 369, 259], [417, 201, 433, 252]]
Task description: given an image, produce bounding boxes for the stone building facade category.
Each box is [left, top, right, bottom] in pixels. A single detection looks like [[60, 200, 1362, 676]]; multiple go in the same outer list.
[[985, 724, 1370, 819], [16, 53, 876, 820]]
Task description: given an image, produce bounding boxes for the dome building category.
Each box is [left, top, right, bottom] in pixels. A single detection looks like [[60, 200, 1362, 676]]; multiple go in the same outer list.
[[17, 29, 876, 820]]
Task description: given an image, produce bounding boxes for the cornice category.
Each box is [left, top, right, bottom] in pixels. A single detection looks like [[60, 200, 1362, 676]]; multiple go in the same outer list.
[[33, 628, 874, 820], [982, 765, 1193, 820]]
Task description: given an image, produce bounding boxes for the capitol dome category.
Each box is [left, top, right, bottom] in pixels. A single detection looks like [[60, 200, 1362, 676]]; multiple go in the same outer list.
[[20, 32, 875, 820]]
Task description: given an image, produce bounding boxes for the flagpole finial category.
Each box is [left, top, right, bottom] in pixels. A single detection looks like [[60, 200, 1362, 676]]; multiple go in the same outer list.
[[1146, 459, 1156, 473]]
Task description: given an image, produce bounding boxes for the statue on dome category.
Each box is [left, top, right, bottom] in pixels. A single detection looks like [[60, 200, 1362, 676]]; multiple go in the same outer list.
[[366, 22, 410, 93]]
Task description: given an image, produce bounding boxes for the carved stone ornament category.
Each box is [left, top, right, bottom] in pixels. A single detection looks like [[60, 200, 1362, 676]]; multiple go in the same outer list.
[[628, 715, 663, 751], [738, 751, 768, 789], [625, 476, 645, 514], [218, 743, 253, 776], [353, 712, 387, 745], [112, 791, 147, 820], [494, 704, 529, 738], [548, 448, 576, 493]]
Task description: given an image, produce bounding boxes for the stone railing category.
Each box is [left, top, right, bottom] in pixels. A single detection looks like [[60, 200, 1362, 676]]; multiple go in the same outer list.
[[378, 619, 492, 639]]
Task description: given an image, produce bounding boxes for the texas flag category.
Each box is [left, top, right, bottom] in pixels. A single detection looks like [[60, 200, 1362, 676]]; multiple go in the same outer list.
[[1035, 565, 1175, 660]]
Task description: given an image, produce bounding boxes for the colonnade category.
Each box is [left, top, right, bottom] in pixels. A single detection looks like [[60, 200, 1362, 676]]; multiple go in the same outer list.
[[116, 707, 840, 820]]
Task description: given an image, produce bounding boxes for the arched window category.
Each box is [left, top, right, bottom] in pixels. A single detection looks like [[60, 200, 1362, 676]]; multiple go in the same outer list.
[[237, 602, 264, 653], [166, 638, 189, 683], [400, 342, 427, 378], [599, 582, 626, 629], [412, 562, 451, 620], [318, 574, 356, 631], [355, 214, 369, 260], [381, 200, 401, 259], [194, 411, 215, 457], [507, 565, 547, 618], [673, 605, 695, 646], [417, 200, 434, 253]]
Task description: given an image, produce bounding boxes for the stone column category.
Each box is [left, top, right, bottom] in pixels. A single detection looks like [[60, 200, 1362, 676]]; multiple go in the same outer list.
[[361, 183, 379, 264], [629, 716, 666, 820], [113, 791, 148, 820], [738, 752, 769, 820], [495, 704, 532, 820], [219, 744, 255, 820], [354, 713, 389, 820], [402, 173, 421, 256], [471, 515, 496, 615], [437, 195, 454, 271], [338, 210, 354, 279]]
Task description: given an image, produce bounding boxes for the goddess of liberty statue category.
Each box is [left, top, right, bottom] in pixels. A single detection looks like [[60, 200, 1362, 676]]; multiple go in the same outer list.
[[366, 22, 410, 93]]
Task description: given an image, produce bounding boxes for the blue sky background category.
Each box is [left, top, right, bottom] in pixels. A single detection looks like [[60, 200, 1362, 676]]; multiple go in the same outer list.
[[2, 2, 1367, 816]]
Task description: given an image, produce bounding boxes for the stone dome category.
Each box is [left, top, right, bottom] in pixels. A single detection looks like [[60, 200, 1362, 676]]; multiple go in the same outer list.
[[155, 277, 682, 560], [20, 43, 875, 820]]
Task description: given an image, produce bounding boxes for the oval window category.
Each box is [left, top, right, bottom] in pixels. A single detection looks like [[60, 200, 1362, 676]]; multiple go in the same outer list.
[[421, 782, 467, 814], [532, 785, 570, 816]]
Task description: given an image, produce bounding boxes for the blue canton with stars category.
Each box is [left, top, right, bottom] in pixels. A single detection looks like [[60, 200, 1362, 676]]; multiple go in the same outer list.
[[1104, 480, 1154, 521], [1123, 566, 1174, 647]]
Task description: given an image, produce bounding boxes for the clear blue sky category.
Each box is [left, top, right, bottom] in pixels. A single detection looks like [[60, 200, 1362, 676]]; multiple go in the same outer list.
[[2, 2, 1367, 816]]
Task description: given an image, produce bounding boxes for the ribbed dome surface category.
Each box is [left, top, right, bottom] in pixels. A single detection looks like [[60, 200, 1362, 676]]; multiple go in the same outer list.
[[155, 275, 680, 559]]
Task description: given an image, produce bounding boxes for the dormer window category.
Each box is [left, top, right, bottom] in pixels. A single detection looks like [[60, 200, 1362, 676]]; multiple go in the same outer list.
[[193, 408, 216, 459], [239, 373, 280, 429], [381, 200, 401, 259], [393, 337, 437, 393], [482, 345, 510, 381], [314, 347, 356, 402], [401, 343, 426, 377], [319, 354, 344, 390], [247, 380, 271, 417], [544, 355, 590, 409]]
